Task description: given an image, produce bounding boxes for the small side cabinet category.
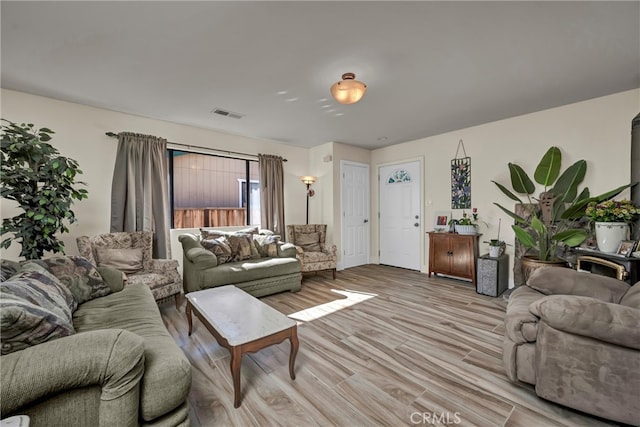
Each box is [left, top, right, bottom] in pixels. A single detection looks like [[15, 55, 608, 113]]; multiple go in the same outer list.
[[427, 232, 480, 284]]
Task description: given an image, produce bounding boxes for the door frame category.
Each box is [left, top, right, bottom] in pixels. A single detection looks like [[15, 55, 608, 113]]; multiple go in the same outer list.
[[340, 160, 371, 270], [377, 157, 424, 271]]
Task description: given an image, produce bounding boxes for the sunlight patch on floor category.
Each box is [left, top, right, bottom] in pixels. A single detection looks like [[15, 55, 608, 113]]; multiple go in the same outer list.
[[288, 289, 377, 322]]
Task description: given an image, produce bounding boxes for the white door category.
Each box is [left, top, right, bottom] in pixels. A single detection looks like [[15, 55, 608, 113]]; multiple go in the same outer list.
[[341, 161, 370, 269], [379, 160, 422, 270]]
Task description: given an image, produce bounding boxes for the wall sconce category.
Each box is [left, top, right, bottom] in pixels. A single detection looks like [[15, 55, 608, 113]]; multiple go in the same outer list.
[[300, 176, 316, 224]]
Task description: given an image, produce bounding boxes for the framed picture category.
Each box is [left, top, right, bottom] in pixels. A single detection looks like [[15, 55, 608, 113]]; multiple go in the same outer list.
[[616, 240, 637, 257], [433, 211, 450, 232]]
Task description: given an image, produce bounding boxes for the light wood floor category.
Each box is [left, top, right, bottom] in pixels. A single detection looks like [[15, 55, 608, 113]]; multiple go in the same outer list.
[[159, 265, 621, 427]]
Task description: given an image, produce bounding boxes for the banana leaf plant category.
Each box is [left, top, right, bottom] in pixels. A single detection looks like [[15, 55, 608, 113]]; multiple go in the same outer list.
[[492, 146, 631, 261]]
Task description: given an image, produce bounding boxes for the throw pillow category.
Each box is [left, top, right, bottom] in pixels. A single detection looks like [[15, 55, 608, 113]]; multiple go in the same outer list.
[[0, 259, 21, 282], [1, 263, 76, 322], [201, 229, 261, 260], [96, 247, 144, 274], [296, 232, 322, 252], [226, 233, 258, 262], [201, 236, 233, 264], [0, 292, 75, 355], [253, 234, 280, 258], [33, 256, 112, 305]]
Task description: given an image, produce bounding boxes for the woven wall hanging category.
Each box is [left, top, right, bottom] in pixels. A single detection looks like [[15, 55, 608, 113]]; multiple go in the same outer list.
[[451, 139, 471, 209]]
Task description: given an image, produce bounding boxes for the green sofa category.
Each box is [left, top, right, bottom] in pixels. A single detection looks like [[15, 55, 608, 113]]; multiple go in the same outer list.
[[179, 232, 301, 297], [1, 258, 192, 427]]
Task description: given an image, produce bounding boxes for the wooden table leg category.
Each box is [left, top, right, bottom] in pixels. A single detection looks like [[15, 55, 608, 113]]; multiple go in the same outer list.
[[231, 346, 243, 408], [186, 301, 193, 336], [289, 326, 299, 380]]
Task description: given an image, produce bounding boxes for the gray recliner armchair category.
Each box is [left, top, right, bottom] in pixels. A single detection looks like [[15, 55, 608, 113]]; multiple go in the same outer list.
[[503, 267, 640, 425]]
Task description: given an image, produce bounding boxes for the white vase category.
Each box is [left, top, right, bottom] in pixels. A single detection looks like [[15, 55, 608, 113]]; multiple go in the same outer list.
[[594, 222, 629, 253], [455, 224, 477, 235]]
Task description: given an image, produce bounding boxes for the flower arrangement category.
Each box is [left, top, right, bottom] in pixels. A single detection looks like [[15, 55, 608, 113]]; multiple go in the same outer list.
[[456, 208, 478, 226], [585, 199, 639, 223]]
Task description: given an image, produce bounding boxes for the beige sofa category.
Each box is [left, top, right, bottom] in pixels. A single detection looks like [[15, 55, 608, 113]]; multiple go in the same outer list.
[[1, 257, 192, 427], [503, 267, 640, 425]]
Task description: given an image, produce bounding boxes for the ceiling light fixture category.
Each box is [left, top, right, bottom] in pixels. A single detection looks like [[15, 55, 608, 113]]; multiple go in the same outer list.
[[330, 72, 367, 105]]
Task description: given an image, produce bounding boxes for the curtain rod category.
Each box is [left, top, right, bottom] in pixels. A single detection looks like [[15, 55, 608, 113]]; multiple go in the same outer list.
[[105, 132, 287, 161]]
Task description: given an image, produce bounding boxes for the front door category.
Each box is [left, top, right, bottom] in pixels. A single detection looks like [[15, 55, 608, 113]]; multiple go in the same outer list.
[[341, 161, 370, 269], [379, 160, 422, 270]]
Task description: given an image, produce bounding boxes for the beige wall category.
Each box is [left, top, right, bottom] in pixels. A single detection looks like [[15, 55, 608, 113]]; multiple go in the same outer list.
[[2, 88, 637, 285], [0, 89, 309, 260], [371, 89, 639, 286]]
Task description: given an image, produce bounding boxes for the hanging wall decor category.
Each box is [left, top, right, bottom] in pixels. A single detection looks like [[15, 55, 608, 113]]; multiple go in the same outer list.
[[451, 139, 471, 209]]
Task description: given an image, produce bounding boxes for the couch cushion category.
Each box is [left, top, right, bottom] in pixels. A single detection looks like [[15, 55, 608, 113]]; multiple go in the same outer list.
[[73, 283, 191, 421], [295, 232, 321, 252], [527, 267, 629, 303], [201, 257, 300, 288], [619, 282, 640, 309], [96, 247, 144, 274], [33, 256, 112, 305]]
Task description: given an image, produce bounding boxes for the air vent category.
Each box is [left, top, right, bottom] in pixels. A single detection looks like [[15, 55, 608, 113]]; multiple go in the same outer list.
[[211, 108, 244, 119]]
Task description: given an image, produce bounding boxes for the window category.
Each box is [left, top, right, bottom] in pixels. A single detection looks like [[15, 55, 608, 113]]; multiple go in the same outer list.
[[168, 150, 260, 228]]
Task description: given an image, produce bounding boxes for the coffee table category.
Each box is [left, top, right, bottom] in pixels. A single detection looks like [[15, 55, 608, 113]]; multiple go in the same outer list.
[[185, 285, 299, 408]]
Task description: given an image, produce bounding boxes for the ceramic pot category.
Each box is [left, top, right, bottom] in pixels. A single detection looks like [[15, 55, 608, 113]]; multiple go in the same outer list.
[[489, 246, 502, 258], [520, 256, 566, 284], [594, 222, 629, 253], [455, 224, 477, 235]]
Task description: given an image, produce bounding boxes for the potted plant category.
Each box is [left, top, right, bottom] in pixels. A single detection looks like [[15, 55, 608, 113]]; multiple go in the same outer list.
[[451, 208, 478, 234], [485, 219, 507, 257], [585, 199, 639, 253], [1, 120, 88, 259], [493, 146, 631, 280]]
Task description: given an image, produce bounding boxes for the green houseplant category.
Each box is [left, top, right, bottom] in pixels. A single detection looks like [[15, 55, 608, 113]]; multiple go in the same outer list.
[[1, 120, 88, 259], [493, 146, 630, 263]]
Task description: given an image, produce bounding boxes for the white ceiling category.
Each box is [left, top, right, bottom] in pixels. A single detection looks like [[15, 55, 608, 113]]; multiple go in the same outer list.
[[2, 1, 639, 150]]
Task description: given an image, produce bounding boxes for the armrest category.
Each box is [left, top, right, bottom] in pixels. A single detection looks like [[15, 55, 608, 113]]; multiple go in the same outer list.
[[504, 285, 545, 344], [144, 259, 179, 272], [320, 243, 338, 257], [530, 295, 640, 350], [1, 329, 145, 415], [97, 266, 126, 292], [179, 233, 218, 268]]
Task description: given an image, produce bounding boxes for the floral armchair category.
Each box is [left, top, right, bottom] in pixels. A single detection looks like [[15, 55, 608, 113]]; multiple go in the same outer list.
[[77, 231, 182, 307], [286, 224, 337, 279]]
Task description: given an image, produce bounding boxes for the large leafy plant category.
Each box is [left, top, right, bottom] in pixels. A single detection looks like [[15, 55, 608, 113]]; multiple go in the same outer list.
[[1, 120, 88, 259], [493, 146, 629, 261]]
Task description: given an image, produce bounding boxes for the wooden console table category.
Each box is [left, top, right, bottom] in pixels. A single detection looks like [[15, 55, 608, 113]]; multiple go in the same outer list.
[[427, 232, 480, 284]]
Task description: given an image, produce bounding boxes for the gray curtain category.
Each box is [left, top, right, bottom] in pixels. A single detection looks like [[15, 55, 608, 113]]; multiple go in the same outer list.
[[259, 154, 285, 236], [110, 132, 171, 258]]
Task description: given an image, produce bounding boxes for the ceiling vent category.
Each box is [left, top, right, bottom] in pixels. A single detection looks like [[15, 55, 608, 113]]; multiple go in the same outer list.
[[211, 108, 244, 119]]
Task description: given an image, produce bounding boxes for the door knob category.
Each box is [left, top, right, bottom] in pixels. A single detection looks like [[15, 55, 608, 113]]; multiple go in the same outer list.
[[414, 223, 419, 227], [364, 219, 369, 223]]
